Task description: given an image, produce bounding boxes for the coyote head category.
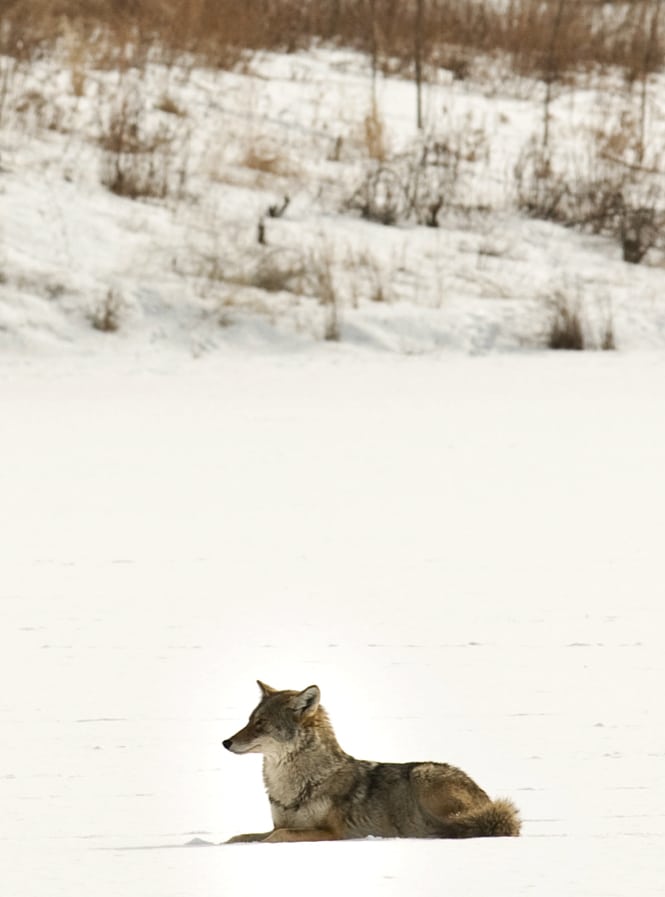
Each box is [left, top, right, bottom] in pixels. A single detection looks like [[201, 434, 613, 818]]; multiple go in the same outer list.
[[223, 681, 321, 756]]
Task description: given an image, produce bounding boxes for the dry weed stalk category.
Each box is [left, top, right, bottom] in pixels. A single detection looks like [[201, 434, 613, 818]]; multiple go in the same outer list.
[[363, 96, 388, 162], [62, 17, 88, 97], [308, 246, 341, 341], [91, 288, 124, 333]]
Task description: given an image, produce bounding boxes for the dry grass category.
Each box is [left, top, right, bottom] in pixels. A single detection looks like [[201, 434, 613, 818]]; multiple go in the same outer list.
[[91, 288, 123, 332], [546, 290, 585, 350], [155, 94, 185, 116], [1, 1, 663, 83], [190, 239, 345, 340], [250, 251, 307, 294], [347, 247, 394, 305], [241, 142, 293, 178], [544, 289, 617, 351], [307, 246, 341, 341]]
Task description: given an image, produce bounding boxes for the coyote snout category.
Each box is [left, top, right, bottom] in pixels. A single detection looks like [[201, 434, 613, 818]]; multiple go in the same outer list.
[[223, 680, 521, 844], [222, 730, 260, 754]]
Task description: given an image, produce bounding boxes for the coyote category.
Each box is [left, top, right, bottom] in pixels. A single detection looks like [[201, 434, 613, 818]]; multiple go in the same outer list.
[[223, 681, 521, 843]]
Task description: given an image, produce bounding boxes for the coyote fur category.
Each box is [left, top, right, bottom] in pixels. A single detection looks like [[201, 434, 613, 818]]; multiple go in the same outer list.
[[223, 681, 521, 843]]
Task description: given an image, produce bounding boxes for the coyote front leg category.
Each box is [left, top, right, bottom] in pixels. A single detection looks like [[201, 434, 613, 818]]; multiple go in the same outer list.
[[225, 831, 273, 843], [226, 828, 337, 843], [262, 828, 339, 843]]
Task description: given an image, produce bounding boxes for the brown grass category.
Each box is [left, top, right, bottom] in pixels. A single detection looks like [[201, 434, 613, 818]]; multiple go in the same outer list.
[[241, 142, 292, 178], [155, 94, 185, 116], [363, 98, 388, 163], [1, 1, 663, 82]]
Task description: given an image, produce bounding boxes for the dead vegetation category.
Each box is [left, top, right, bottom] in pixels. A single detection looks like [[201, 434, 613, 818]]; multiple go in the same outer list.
[[91, 288, 124, 332], [546, 290, 586, 350], [515, 110, 665, 265], [1, 1, 664, 85], [346, 119, 488, 227], [544, 288, 616, 351], [3, 1, 664, 353], [98, 83, 189, 200]]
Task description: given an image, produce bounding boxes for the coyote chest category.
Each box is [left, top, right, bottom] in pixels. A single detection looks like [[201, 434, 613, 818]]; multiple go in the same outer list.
[[263, 758, 334, 829], [270, 794, 333, 829]]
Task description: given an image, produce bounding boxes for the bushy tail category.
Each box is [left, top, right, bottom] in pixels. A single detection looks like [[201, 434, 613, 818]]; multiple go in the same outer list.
[[440, 798, 521, 838]]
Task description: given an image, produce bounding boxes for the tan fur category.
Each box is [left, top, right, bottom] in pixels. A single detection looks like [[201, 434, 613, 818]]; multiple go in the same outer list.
[[223, 682, 521, 843]]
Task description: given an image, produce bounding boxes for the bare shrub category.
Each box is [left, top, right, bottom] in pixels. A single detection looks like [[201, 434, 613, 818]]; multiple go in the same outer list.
[[620, 205, 661, 264], [347, 121, 487, 228], [515, 130, 665, 264], [407, 121, 488, 225], [98, 87, 188, 200], [515, 152, 605, 232], [514, 140, 574, 223], [346, 164, 404, 226], [594, 111, 665, 262]]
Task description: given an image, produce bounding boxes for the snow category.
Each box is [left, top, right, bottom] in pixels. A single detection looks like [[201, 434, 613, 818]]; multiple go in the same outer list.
[[2, 351, 665, 895]]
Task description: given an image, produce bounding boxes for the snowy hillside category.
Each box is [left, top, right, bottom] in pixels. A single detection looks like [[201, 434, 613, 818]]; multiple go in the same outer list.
[[2, 45, 665, 355]]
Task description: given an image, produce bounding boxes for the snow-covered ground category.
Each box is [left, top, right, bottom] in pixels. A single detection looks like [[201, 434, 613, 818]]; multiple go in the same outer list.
[[2, 47, 665, 354], [2, 350, 664, 895]]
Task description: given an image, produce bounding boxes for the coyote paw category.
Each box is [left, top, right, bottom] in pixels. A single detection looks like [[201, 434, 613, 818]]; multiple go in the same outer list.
[[225, 832, 272, 843]]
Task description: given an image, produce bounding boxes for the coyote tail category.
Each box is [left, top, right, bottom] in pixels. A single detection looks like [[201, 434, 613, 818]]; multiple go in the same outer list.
[[439, 798, 521, 838]]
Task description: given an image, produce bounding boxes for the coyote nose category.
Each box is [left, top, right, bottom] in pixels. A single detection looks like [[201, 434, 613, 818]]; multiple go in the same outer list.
[[223, 739, 232, 750]]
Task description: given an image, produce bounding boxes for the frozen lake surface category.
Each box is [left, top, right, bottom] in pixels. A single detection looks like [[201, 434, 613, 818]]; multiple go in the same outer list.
[[2, 350, 664, 895]]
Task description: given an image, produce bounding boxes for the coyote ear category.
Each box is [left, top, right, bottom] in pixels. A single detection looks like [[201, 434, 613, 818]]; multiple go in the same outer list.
[[292, 685, 320, 717], [257, 680, 278, 697]]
